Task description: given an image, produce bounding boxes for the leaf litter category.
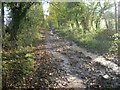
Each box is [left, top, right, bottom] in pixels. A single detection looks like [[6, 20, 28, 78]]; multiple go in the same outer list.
[[21, 29, 120, 89]]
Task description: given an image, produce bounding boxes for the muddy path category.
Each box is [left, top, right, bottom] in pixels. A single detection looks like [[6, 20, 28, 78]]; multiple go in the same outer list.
[[25, 29, 120, 89]]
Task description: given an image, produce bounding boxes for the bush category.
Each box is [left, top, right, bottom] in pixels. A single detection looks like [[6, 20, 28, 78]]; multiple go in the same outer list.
[[56, 28, 114, 54], [109, 33, 120, 55]]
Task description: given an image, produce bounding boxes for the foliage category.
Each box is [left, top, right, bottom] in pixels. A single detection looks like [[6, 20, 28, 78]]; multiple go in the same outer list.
[[47, 1, 117, 55], [47, 2, 114, 31], [2, 1, 119, 88], [109, 33, 120, 55], [17, 4, 43, 47], [3, 3, 44, 49], [5, 2, 35, 40], [2, 46, 34, 87], [2, 3, 44, 88], [56, 28, 114, 54]]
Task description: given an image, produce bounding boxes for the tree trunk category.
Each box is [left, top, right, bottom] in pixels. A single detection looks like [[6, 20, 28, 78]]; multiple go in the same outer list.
[[96, 18, 101, 29], [75, 18, 79, 28], [104, 18, 109, 29], [118, 1, 120, 58], [0, 2, 2, 90], [114, 0, 118, 33], [0, 2, 2, 37], [71, 23, 74, 29], [10, 8, 21, 40], [9, 3, 34, 40], [1, 2, 4, 36]]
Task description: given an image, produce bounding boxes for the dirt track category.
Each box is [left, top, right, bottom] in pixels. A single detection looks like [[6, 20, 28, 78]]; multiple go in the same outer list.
[[27, 29, 120, 88]]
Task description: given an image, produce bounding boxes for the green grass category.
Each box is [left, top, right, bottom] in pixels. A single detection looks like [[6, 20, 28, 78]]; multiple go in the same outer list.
[[56, 28, 114, 54]]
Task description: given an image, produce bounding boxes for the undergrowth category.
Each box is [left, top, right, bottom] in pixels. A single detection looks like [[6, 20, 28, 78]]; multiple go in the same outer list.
[[2, 4, 44, 88], [2, 46, 35, 88], [56, 28, 115, 54]]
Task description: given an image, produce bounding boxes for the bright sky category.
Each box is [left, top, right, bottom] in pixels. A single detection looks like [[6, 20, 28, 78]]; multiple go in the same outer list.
[[41, 0, 120, 14], [42, 1, 49, 16], [4, 0, 120, 24], [4, 7, 11, 25], [4, 2, 50, 25]]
